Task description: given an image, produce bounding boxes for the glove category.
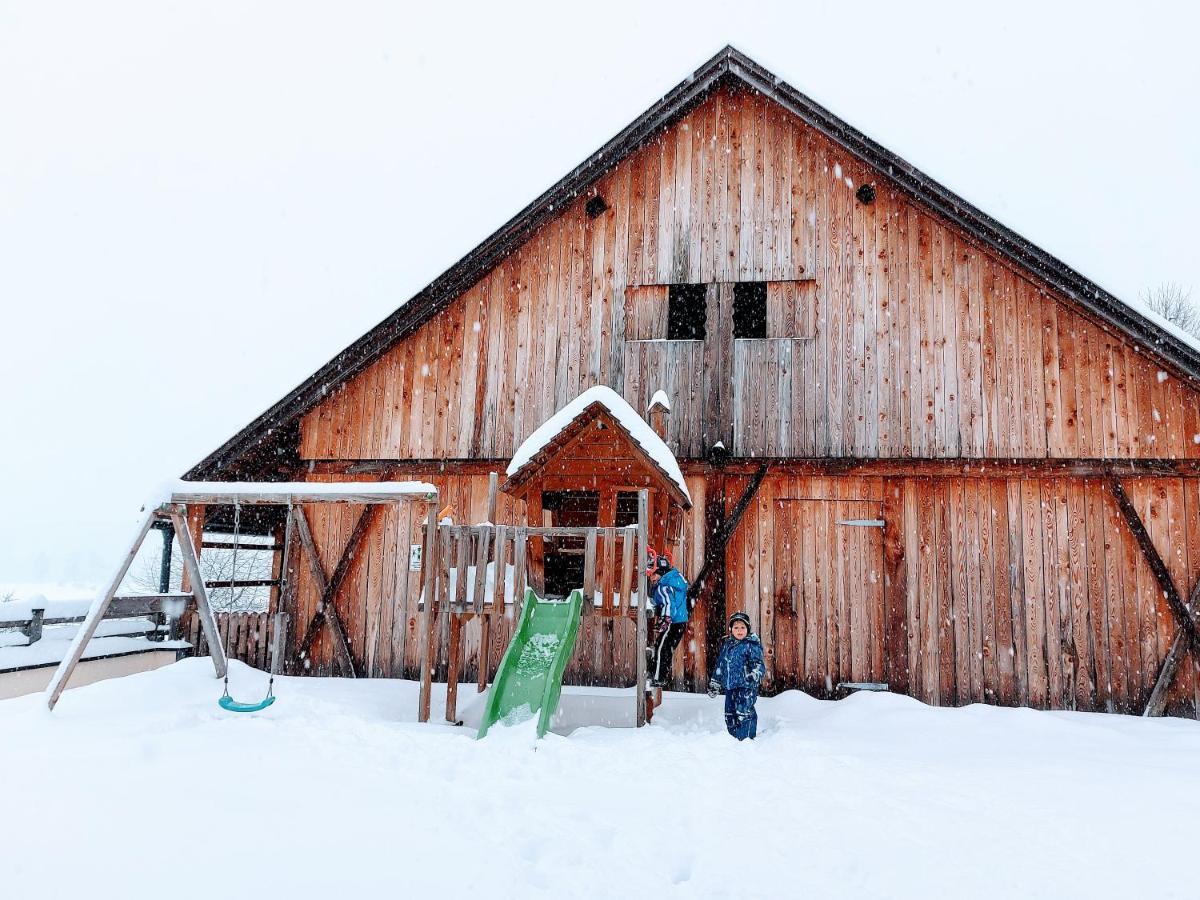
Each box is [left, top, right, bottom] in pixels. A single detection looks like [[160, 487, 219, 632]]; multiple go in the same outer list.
[[707, 680, 720, 699]]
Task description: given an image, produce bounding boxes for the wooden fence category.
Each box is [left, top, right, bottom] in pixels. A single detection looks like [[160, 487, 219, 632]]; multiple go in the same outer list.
[[186, 611, 283, 671]]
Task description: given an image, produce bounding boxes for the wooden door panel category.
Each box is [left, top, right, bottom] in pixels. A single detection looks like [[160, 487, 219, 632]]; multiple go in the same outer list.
[[770, 498, 884, 695]]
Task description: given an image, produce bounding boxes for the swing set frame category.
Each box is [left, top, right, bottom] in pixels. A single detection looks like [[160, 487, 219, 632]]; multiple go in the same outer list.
[[45, 481, 436, 711]]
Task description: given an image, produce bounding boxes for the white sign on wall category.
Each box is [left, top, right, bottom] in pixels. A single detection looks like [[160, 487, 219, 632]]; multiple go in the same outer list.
[[409, 544, 422, 571]]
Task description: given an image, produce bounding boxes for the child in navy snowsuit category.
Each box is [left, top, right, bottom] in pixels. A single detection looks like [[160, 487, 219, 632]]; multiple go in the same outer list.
[[708, 612, 765, 740]]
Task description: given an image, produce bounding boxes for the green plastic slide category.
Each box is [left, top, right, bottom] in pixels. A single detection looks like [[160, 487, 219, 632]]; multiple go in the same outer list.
[[477, 588, 582, 739]]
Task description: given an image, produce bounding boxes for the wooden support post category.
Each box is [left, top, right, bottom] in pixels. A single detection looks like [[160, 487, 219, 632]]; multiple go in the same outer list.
[[601, 527, 616, 614], [619, 527, 634, 612], [170, 506, 228, 680], [480, 524, 508, 692], [418, 502, 439, 723], [582, 529, 597, 616], [486, 471, 499, 524], [453, 525, 469, 612], [24, 608, 44, 644], [270, 612, 289, 675], [446, 611, 464, 723], [513, 527, 528, 615], [472, 525, 491, 615], [636, 490, 649, 727], [46, 507, 163, 710], [158, 521, 174, 594]]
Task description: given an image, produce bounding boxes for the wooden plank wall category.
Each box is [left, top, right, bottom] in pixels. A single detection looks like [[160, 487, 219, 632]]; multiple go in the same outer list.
[[298, 85, 1200, 464], [280, 470, 1199, 718], [187, 611, 280, 672], [732, 472, 1200, 717]]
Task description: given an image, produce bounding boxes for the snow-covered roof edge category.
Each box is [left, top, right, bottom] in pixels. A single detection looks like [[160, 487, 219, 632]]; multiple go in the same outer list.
[[507, 386, 690, 503], [169, 480, 437, 500], [648, 390, 671, 412]]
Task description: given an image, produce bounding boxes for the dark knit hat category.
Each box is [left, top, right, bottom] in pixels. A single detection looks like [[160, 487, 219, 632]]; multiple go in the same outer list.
[[728, 611, 752, 630]]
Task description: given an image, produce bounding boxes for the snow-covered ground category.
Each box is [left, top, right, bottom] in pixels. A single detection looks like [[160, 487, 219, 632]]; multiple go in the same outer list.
[[3, 660, 1199, 899]]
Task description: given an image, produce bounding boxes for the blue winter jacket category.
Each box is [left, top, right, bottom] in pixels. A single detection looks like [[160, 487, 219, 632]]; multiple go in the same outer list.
[[652, 568, 689, 623], [711, 633, 766, 692]]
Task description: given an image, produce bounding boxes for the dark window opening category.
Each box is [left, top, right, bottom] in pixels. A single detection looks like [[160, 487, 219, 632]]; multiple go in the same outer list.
[[614, 491, 641, 528], [542, 490, 598, 598], [668, 283, 707, 340], [733, 282, 767, 338]]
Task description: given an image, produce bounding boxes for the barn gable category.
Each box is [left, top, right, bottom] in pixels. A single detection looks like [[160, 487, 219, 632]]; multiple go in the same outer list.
[[292, 87, 1200, 468], [188, 46, 1200, 478]]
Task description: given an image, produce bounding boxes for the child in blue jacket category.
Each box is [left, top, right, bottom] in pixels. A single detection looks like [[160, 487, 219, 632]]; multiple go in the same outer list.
[[647, 552, 689, 688], [708, 612, 765, 740]]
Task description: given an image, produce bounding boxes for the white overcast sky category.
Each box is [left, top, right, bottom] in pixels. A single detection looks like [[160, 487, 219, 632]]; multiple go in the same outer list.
[[2, 0, 1198, 587]]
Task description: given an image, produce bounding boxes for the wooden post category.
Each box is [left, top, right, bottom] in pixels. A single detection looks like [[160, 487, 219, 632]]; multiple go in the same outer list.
[[446, 612, 463, 723], [636, 489, 649, 727], [582, 529, 597, 616], [513, 527, 528, 617], [647, 393, 670, 440], [158, 521, 174, 594], [170, 506, 228, 680], [418, 502, 439, 723], [46, 507, 164, 709], [486, 471, 499, 523], [270, 612, 289, 675], [24, 608, 44, 644], [177, 503, 204, 641]]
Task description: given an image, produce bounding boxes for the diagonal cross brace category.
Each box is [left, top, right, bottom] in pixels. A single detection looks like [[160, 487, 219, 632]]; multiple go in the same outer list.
[[292, 505, 379, 678], [1107, 478, 1200, 716]]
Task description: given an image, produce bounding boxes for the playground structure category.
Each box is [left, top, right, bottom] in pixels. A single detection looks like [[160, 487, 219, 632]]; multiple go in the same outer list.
[[45, 481, 435, 710], [418, 483, 656, 729]]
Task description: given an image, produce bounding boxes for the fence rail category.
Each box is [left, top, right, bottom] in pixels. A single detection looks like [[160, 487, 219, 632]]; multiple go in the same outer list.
[[0, 593, 192, 645]]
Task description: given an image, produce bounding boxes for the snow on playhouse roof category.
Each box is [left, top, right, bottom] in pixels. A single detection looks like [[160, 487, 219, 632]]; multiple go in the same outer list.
[[506, 386, 690, 504]]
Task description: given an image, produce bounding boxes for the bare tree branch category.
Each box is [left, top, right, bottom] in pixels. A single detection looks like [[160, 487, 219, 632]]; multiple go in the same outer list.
[[1140, 283, 1200, 337]]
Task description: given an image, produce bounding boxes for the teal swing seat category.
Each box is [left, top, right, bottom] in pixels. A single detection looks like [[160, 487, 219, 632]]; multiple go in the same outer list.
[[218, 674, 275, 713]]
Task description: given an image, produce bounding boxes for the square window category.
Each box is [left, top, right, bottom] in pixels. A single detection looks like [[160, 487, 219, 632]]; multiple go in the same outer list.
[[667, 283, 707, 340], [733, 282, 767, 338]]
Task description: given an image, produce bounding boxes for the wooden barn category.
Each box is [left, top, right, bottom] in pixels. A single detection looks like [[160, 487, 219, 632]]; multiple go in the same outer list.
[[183, 46, 1200, 719]]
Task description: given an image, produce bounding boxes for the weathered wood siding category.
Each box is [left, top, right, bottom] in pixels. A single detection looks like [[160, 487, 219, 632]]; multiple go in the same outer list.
[[284, 467, 1200, 717], [732, 473, 1200, 716], [298, 85, 1200, 463]]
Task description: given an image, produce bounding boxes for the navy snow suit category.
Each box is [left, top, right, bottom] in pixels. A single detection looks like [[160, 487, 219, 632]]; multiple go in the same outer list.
[[710, 633, 765, 740]]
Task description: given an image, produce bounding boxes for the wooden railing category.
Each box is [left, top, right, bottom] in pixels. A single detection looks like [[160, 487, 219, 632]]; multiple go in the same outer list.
[[0, 593, 191, 649]]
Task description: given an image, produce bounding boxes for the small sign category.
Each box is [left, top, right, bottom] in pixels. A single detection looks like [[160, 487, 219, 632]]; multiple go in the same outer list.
[[409, 544, 423, 571]]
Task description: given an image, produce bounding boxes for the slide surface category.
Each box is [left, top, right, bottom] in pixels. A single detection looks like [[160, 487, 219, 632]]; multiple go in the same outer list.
[[477, 588, 582, 738]]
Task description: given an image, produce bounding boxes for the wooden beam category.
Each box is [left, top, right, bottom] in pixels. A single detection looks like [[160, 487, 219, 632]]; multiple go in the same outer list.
[[45, 507, 164, 710], [293, 505, 377, 678], [687, 464, 769, 609], [1145, 630, 1195, 717], [169, 506, 228, 679], [1108, 478, 1200, 717], [636, 489, 649, 727], [418, 503, 439, 723], [1108, 479, 1197, 636]]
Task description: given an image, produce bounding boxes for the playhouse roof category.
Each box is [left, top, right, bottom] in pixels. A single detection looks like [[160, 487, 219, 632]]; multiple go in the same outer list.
[[504, 386, 691, 507], [186, 45, 1200, 480]]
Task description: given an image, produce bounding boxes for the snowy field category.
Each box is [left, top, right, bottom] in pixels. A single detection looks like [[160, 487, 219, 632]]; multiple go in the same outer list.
[[3, 660, 1200, 899]]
